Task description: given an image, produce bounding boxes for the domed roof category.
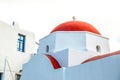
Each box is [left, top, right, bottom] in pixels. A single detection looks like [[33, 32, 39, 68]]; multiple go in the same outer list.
[[51, 21, 101, 35]]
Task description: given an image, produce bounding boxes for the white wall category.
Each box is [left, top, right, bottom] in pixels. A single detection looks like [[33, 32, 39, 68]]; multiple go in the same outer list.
[[86, 32, 110, 54], [38, 31, 110, 67], [55, 32, 86, 52], [38, 32, 86, 54], [51, 49, 98, 67], [38, 33, 56, 54], [68, 49, 98, 66]]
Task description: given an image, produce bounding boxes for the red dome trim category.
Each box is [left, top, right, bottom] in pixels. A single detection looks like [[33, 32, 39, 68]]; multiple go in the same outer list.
[[46, 54, 61, 69], [51, 21, 101, 35], [82, 50, 120, 64]]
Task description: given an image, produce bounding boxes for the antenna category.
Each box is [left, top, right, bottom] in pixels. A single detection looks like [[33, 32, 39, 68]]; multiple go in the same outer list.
[[12, 21, 15, 26]]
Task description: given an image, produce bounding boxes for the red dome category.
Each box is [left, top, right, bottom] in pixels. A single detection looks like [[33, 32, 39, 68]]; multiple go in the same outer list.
[[51, 21, 101, 35]]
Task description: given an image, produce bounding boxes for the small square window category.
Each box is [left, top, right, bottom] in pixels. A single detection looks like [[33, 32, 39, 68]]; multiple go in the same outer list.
[[17, 34, 25, 52], [16, 74, 21, 80]]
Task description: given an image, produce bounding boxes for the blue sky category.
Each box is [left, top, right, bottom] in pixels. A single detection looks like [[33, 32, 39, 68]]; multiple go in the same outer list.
[[0, 0, 120, 51]]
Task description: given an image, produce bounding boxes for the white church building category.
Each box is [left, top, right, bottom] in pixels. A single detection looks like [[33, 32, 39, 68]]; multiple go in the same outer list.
[[0, 21, 38, 80], [20, 20, 120, 80]]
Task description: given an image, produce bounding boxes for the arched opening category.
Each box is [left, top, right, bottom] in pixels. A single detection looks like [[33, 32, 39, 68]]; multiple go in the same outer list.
[[46, 45, 49, 53], [96, 45, 101, 53]]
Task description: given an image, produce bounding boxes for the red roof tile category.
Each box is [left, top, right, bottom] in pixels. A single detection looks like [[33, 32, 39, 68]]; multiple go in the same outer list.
[[82, 50, 120, 64]]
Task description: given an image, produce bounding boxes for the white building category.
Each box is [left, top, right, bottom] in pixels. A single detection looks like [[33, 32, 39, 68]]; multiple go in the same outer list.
[[0, 21, 38, 80], [20, 20, 120, 80]]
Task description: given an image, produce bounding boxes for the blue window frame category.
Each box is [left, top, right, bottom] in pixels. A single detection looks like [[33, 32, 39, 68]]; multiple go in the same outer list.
[[17, 34, 25, 52]]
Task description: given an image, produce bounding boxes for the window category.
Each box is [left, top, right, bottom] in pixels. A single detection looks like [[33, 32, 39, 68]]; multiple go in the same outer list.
[[96, 45, 101, 53], [17, 34, 25, 52], [46, 45, 49, 53], [16, 74, 21, 80]]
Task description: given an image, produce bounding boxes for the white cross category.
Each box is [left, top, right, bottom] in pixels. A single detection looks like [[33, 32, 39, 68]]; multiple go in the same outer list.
[[72, 16, 76, 21]]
